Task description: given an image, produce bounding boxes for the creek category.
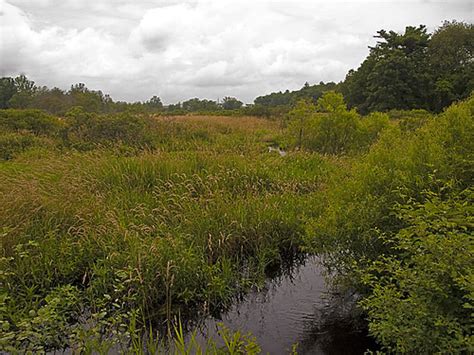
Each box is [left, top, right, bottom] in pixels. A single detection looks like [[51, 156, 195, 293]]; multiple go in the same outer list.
[[189, 256, 377, 354]]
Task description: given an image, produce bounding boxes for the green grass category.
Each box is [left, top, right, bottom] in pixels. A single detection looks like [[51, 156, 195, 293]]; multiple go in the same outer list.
[[0, 113, 338, 352]]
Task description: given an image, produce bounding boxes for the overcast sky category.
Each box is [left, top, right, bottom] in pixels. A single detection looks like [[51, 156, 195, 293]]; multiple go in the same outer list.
[[0, 0, 472, 104]]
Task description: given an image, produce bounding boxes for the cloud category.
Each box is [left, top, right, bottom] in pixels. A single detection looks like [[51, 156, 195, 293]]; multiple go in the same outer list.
[[1, 0, 472, 103]]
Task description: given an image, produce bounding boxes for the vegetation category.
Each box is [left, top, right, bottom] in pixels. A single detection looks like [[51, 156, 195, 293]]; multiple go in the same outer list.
[[305, 94, 473, 353], [0, 20, 472, 354], [286, 92, 389, 154], [341, 22, 473, 114], [1, 90, 472, 353], [0, 107, 337, 352]]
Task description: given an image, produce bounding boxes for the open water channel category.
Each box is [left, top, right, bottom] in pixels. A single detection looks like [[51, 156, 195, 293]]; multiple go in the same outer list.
[[190, 256, 377, 354]]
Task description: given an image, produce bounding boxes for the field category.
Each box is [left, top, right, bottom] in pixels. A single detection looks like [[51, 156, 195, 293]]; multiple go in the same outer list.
[[1, 94, 473, 353]]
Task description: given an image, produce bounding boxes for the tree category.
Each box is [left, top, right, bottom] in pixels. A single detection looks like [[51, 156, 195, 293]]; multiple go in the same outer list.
[[342, 26, 432, 113], [146, 95, 163, 110], [0, 77, 17, 109], [68, 83, 106, 112], [221, 96, 243, 110], [287, 99, 316, 149], [182, 98, 218, 112], [254, 81, 337, 108], [31, 87, 69, 115], [428, 21, 474, 111], [14, 74, 36, 94], [8, 74, 37, 109], [316, 91, 346, 113]]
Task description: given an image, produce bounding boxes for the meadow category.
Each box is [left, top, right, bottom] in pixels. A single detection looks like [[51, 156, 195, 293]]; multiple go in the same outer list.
[[1, 92, 473, 353]]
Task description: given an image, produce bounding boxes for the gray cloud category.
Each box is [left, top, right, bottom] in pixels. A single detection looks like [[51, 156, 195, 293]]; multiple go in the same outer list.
[[1, 0, 472, 103]]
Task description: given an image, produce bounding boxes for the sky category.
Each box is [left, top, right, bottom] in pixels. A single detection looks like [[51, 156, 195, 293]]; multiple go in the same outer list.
[[0, 1, 472, 104]]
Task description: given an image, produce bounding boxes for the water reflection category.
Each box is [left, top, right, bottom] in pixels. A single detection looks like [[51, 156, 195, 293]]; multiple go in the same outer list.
[[191, 257, 377, 354]]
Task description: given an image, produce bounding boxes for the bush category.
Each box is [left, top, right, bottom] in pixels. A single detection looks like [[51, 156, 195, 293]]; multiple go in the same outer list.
[[0, 109, 62, 136], [63, 107, 154, 150], [305, 94, 473, 353], [359, 186, 474, 353], [0, 132, 37, 160], [287, 94, 389, 154]]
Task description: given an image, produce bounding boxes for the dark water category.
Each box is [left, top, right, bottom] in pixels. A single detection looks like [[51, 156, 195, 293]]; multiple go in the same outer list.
[[190, 257, 376, 354]]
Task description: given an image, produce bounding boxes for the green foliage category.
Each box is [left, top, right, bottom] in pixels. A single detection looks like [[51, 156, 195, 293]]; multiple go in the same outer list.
[[0, 78, 16, 109], [0, 132, 37, 160], [63, 107, 154, 150], [316, 91, 346, 113], [254, 81, 337, 109], [182, 98, 219, 112], [1, 285, 81, 352], [0, 109, 63, 136], [145, 95, 163, 111], [305, 95, 473, 353], [359, 186, 474, 353], [342, 25, 432, 113], [222, 97, 243, 110], [287, 93, 389, 154], [342, 22, 473, 114], [429, 21, 474, 111]]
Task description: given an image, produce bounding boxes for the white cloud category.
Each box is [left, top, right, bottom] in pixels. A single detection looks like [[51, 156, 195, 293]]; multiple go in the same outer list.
[[1, 0, 472, 103]]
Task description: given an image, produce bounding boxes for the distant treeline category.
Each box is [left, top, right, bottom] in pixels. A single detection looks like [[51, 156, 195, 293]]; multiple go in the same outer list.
[[258, 21, 473, 114], [0, 21, 472, 116]]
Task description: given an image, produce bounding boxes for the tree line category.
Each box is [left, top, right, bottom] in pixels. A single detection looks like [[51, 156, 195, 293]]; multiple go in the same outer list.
[[257, 21, 473, 114], [0, 21, 472, 116], [0, 76, 244, 115]]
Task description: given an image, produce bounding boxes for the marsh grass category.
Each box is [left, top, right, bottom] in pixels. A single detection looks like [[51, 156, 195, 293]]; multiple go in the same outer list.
[[0, 113, 337, 352]]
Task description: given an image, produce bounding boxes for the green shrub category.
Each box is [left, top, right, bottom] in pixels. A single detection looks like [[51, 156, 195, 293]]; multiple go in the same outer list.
[[287, 94, 389, 154], [0, 132, 37, 160], [359, 186, 474, 353], [0, 109, 62, 136], [63, 107, 154, 150], [305, 94, 473, 353]]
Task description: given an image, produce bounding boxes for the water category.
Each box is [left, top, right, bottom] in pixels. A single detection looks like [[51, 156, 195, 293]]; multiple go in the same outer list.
[[191, 257, 375, 354]]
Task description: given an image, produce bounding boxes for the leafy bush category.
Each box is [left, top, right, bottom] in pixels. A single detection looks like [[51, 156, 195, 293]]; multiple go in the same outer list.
[[63, 107, 154, 150], [305, 94, 473, 352], [0, 109, 62, 136], [307, 94, 473, 271], [287, 93, 389, 154], [359, 186, 474, 353], [0, 132, 37, 160]]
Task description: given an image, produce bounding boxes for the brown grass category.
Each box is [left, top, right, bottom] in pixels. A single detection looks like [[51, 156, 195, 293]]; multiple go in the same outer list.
[[154, 115, 279, 132]]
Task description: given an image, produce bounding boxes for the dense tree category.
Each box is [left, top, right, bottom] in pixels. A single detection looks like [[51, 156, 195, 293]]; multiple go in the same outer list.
[[342, 26, 432, 113], [30, 87, 70, 115], [0, 77, 17, 109], [342, 23, 473, 113], [221, 96, 243, 110], [8, 74, 37, 109], [182, 98, 219, 111], [254, 81, 337, 108], [428, 21, 474, 111], [145, 95, 163, 110]]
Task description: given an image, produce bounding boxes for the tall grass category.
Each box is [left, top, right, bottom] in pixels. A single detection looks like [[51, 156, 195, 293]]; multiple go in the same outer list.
[[0, 112, 337, 352]]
